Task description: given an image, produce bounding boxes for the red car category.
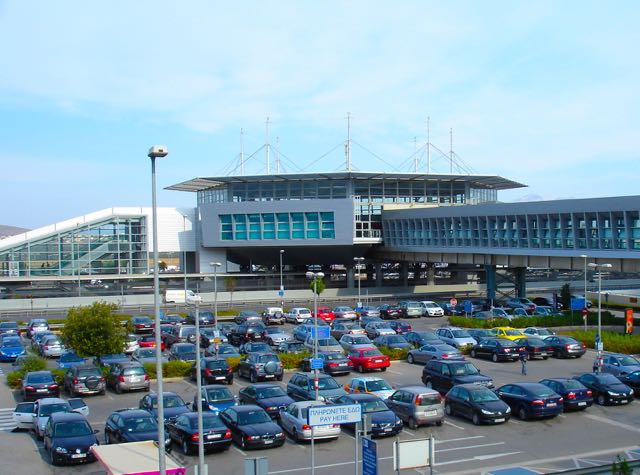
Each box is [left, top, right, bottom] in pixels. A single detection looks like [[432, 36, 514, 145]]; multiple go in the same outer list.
[[347, 346, 391, 373], [138, 334, 166, 352], [315, 307, 336, 323]]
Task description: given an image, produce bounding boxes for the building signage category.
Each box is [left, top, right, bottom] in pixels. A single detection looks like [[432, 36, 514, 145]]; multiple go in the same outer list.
[[308, 404, 361, 426]]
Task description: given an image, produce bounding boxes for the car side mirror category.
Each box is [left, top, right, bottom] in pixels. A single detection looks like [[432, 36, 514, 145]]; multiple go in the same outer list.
[[93, 429, 100, 434]]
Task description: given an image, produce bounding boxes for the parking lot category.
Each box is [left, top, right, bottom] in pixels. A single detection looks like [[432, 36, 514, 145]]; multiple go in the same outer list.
[[2, 315, 640, 475]]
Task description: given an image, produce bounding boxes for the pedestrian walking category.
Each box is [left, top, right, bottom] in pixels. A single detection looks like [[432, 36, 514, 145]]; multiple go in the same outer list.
[[519, 348, 529, 375]]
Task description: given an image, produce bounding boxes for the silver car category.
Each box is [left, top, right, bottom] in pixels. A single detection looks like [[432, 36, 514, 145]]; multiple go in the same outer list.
[[365, 321, 396, 339], [304, 336, 343, 354], [339, 334, 373, 352], [407, 343, 464, 364], [39, 335, 65, 358], [435, 327, 477, 350], [279, 401, 341, 442], [286, 307, 313, 324], [332, 306, 358, 320], [132, 347, 168, 365], [124, 334, 140, 354], [386, 386, 444, 429], [264, 327, 294, 346]]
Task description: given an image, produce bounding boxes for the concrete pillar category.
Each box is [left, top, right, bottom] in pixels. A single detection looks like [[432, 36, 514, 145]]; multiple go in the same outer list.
[[347, 265, 355, 289], [427, 264, 436, 286], [375, 263, 383, 288], [485, 265, 496, 303], [514, 267, 527, 297], [401, 262, 409, 287]]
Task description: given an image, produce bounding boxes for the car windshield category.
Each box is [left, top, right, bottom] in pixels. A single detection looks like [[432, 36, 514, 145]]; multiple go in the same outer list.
[[78, 368, 101, 378], [365, 380, 392, 391], [451, 330, 471, 338], [619, 356, 640, 366], [0, 322, 18, 329], [205, 387, 234, 401], [416, 332, 439, 340], [525, 339, 546, 346], [1, 338, 21, 347], [561, 380, 585, 390], [124, 417, 157, 433], [176, 345, 195, 353], [362, 349, 383, 357], [256, 386, 286, 398], [265, 328, 283, 335], [257, 354, 279, 363], [238, 410, 271, 425], [352, 337, 370, 344], [54, 421, 93, 437], [138, 349, 155, 358], [27, 373, 54, 384], [498, 340, 517, 347], [218, 346, 238, 355], [450, 363, 480, 376], [318, 338, 339, 346], [159, 395, 185, 408], [385, 336, 405, 343], [247, 343, 270, 351], [205, 360, 227, 369], [286, 343, 304, 350], [597, 374, 622, 384], [417, 394, 441, 406], [534, 328, 552, 335], [361, 399, 388, 413], [198, 414, 225, 429], [60, 353, 83, 362], [39, 403, 70, 416], [469, 389, 499, 402], [323, 353, 343, 361], [317, 378, 340, 390], [241, 311, 259, 317], [505, 330, 523, 336]]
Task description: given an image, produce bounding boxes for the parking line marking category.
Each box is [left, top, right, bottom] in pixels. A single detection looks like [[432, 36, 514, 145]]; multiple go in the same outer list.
[[436, 435, 484, 444], [232, 446, 247, 456], [583, 414, 640, 433], [403, 429, 415, 436], [386, 369, 402, 375], [436, 442, 505, 453], [443, 420, 465, 430]]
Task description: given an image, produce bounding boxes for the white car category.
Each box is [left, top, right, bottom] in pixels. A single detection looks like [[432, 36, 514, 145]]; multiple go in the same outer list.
[[420, 301, 444, 317], [286, 307, 313, 324], [13, 397, 89, 436], [279, 401, 341, 442]]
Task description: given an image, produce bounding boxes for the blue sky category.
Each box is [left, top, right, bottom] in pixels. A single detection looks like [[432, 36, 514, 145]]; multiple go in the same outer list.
[[1, 1, 638, 228]]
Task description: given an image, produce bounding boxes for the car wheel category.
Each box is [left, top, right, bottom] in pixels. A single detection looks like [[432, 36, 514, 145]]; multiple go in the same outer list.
[[358, 365, 365, 373], [542, 356, 549, 360], [408, 417, 418, 430], [445, 403, 453, 416], [250, 371, 257, 383], [597, 394, 607, 406], [292, 428, 301, 442], [227, 377, 234, 385], [380, 367, 387, 372], [472, 412, 481, 426], [49, 449, 58, 466], [518, 405, 528, 420], [106, 432, 114, 444], [425, 380, 433, 389], [470, 349, 477, 358], [182, 438, 192, 455], [491, 353, 499, 363], [407, 354, 415, 364], [435, 419, 443, 427], [115, 383, 123, 394]]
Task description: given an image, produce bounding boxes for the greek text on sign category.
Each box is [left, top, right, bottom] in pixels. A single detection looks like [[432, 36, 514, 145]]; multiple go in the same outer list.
[[308, 404, 361, 426]]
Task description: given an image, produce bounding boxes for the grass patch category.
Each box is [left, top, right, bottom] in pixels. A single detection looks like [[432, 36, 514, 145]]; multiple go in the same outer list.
[[448, 311, 623, 329], [561, 330, 640, 354], [378, 347, 409, 360]]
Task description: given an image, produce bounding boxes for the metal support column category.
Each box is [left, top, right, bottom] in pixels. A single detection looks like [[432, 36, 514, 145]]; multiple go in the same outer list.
[[485, 265, 496, 303], [514, 267, 527, 297]]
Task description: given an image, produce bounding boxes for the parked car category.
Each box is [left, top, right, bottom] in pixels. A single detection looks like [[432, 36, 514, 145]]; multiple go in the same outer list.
[[186, 310, 216, 326], [386, 385, 444, 428], [339, 334, 373, 352], [435, 327, 476, 350], [161, 314, 185, 325], [293, 324, 315, 342], [237, 352, 284, 382], [523, 327, 556, 337], [378, 304, 402, 320], [532, 296, 562, 309], [509, 308, 533, 318], [219, 405, 285, 449], [492, 328, 528, 342], [262, 307, 285, 325], [106, 362, 150, 394], [195, 384, 238, 413], [193, 357, 234, 385], [43, 412, 98, 465], [0, 335, 25, 361], [218, 322, 238, 338], [420, 301, 445, 317], [405, 331, 443, 348], [533, 306, 562, 317], [304, 335, 343, 354], [27, 319, 49, 338], [539, 378, 593, 411], [23, 371, 60, 402], [439, 302, 464, 316], [513, 337, 552, 360], [285, 307, 313, 324], [228, 322, 267, 345], [63, 365, 106, 396], [505, 297, 537, 311], [347, 346, 391, 373], [344, 376, 395, 400], [543, 335, 586, 358], [574, 373, 634, 405], [31, 331, 54, 351], [359, 315, 383, 328], [315, 307, 336, 323], [137, 334, 166, 352], [444, 384, 511, 425], [373, 334, 412, 351], [407, 343, 463, 364], [331, 322, 366, 340], [132, 315, 154, 334], [496, 382, 563, 420], [57, 352, 87, 369], [124, 334, 140, 354], [168, 343, 198, 362], [239, 341, 272, 355], [0, 321, 20, 336], [238, 383, 295, 419], [365, 321, 396, 339], [32, 397, 89, 439], [279, 401, 341, 442], [104, 409, 171, 448], [602, 353, 640, 377], [421, 360, 494, 393], [387, 320, 412, 335], [470, 338, 522, 362], [334, 393, 403, 437], [333, 306, 358, 320], [286, 372, 347, 402], [93, 353, 130, 368], [276, 341, 307, 354], [467, 328, 498, 343], [132, 347, 168, 365], [167, 412, 232, 454], [199, 328, 228, 347], [357, 306, 381, 318], [206, 343, 241, 361], [234, 310, 262, 325], [139, 392, 190, 422], [301, 351, 353, 375], [162, 324, 197, 348], [398, 301, 423, 319]]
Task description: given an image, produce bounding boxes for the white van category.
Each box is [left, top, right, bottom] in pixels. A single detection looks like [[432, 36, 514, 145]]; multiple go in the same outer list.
[[164, 289, 202, 304]]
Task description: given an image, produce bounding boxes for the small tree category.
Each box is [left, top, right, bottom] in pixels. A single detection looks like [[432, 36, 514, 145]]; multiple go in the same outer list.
[[224, 276, 237, 307], [158, 261, 168, 272], [560, 283, 572, 310], [61, 302, 127, 357], [309, 277, 325, 296]]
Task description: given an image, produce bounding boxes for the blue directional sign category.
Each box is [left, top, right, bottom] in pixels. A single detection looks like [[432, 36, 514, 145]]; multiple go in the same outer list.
[[463, 300, 473, 313], [570, 297, 586, 311], [310, 358, 323, 370], [310, 326, 330, 339], [362, 437, 378, 475], [278, 290, 284, 297]]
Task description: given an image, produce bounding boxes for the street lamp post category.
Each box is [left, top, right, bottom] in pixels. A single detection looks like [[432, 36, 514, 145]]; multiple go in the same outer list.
[[588, 262, 613, 371], [193, 298, 205, 475], [211, 262, 222, 334], [353, 257, 364, 310], [148, 145, 168, 475], [279, 250, 284, 307], [305, 271, 324, 401], [183, 214, 188, 299], [579, 254, 588, 331]]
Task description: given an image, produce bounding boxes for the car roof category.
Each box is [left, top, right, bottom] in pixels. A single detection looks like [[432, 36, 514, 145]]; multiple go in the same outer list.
[[247, 382, 280, 388], [49, 411, 86, 422], [354, 376, 385, 382], [37, 397, 68, 405], [346, 393, 380, 401], [26, 370, 53, 376], [230, 404, 263, 413], [149, 391, 180, 398], [456, 383, 494, 390], [115, 409, 154, 419], [397, 385, 440, 395]]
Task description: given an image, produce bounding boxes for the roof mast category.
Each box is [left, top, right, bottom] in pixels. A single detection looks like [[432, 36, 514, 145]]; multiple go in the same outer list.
[[345, 112, 352, 171], [265, 117, 271, 174], [239, 128, 245, 175], [427, 116, 431, 174]]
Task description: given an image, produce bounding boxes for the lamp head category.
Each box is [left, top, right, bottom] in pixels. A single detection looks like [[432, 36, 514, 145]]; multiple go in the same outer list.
[[148, 145, 168, 158]]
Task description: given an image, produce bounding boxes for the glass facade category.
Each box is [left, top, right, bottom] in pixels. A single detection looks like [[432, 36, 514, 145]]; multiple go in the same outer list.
[[0, 217, 147, 277], [220, 212, 335, 241]]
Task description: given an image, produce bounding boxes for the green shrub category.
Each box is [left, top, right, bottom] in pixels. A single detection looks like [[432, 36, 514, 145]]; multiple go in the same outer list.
[[217, 310, 238, 317], [6, 371, 24, 389], [21, 356, 48, 373], [448, 311, 623, 329], [562, 330, 640, 354], [226, 357, 242, 372], [142, 361, 193, 379], [51, 369, 66, 386], [378, 347, 409, 360], [279, 352, 311, 369]]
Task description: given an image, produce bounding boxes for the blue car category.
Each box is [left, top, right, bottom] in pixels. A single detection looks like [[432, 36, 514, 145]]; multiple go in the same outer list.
[[496, 382, 563, 420], [333, 393, 404, 437], [195, 384, 238, 413], [139, 392, 190, 422], [57, 352, 87, 369], [0, 336, 25, 361]]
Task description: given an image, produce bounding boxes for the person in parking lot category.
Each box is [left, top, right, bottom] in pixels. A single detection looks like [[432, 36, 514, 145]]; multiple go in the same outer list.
[[520, 348, 529, 375]]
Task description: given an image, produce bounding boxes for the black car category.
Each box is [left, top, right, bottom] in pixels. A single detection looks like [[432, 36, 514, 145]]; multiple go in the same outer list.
[[234, 310, 262, 325], [218, 322, 238, 338], [513, 337, 552, 360], [229, 322, 267, 345], [168, 343, 197, 362], [405, 331, 442, 348], [574, 373, 634, 406], [539, 378, 593, 411], [104, 409, 171, 448], [421, 360, 494, 393], [617, 371, 640, 396], [192, 357, 234, 385], [219, 405, 286, 450], [167, 411, 232, 454], [276, 341, 307, 354], [387, 320, 412, 335], [0, 321, 20, 336], [470, 338, 522, 362], [160, 314, 185, 325], [287, 372, 347, 402], [238, 383, 295, 419], [543, 335, 586, 358], [301, 351, 353, 375], [444, 384, 511, 425], [378, 304, 402, 320], [237, 352, 284, 382], [139, 392, 190, 422], [186, 310, 216, 326], [23, 370, 60, 401], [43, 412, 98, 465], [333, 393, 403, 437], [496, 382, 563, 420], [132, 315, 154, 334]]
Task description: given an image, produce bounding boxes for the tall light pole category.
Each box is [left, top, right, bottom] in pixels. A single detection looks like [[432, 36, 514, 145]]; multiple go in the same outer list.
[[211, 262, 222, 333], [306, 271, 324, 401], [148, 145, 168, 475], [354, 257, 364, 310], [588, 262, 613, 371], [183, 214, 188, 299], [193, 296, 205, 475], [579, 254, 588, 331], [279, 249, 285, 307]]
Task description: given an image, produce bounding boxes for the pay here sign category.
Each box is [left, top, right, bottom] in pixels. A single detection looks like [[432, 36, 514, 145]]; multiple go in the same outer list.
[[308, 404, 362, 426]]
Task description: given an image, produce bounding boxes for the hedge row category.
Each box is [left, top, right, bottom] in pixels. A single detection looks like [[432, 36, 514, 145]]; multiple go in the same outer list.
[[6, 356, 67, 389], [448, 310, 620, 329], [561, 330, 640, 355]]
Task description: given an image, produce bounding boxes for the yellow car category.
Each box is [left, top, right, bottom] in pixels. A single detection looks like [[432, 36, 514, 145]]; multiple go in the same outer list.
[[491, 327, 526, 341]]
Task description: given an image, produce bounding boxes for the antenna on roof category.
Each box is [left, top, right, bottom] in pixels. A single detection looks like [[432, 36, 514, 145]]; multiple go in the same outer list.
[[345, 112, 352, 171], [275, 136, 281, 173], [449, 127, 453, 174], [265, 117, 271, 174], [239, 128, 245, 175], [413, 136, 418, 172], [427, 116, 431, 174]]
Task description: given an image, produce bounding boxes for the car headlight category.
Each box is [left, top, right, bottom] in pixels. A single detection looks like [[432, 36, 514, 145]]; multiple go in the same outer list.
[[480, 409, 494, 415], [246, 435, 260, 440], [266, 406, 278, 412], [505, 407, 511, 413], [608, 391, 620, 396], [55, 447, 68, 454], [276, 432, 284, 437], [165, 437, 171, 445], [317, 395, 326, 402]]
